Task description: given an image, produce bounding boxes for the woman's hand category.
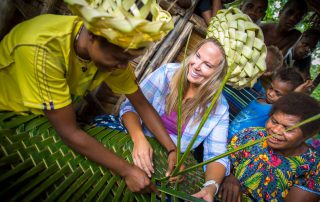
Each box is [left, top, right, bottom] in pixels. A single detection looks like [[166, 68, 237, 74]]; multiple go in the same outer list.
[[218, 174, 242, 202], [192, 186, 216, 202], [165, 151, 185, 183], [132, 135, 154, 178]]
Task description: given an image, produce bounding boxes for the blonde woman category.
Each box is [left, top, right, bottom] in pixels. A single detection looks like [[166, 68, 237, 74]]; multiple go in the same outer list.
[[120, 38, 230, 201]]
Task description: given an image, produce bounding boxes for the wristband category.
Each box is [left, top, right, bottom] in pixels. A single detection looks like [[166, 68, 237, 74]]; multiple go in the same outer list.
[[203, 179, 219, 195], [167, 149, 176, 156]]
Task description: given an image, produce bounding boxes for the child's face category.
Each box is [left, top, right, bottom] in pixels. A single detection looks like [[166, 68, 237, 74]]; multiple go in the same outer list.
[[265, 79, 292, 104], [293, 36, 318, 60], [241, 0, 267, 24], [278, 3, 305, 31]]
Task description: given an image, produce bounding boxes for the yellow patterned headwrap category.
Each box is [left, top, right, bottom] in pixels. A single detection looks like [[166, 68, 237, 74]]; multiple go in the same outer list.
[[64, 0, 174, 49]]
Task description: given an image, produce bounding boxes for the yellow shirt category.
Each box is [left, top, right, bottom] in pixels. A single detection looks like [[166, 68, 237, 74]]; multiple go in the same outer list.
[[0, 14, 138, 114]]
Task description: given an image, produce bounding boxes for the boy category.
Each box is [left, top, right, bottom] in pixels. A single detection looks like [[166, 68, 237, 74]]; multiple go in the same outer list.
[[260, 0, 308, 57], [240, 0, 268, 24], [287, 28, 320, 80], [228, 68, 304, 139]]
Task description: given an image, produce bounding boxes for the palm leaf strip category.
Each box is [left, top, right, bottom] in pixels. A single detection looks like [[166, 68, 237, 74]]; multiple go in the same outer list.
[[176, 29, 193, 161], [161, 113, 320, 180], [169, 65, 235, 177]]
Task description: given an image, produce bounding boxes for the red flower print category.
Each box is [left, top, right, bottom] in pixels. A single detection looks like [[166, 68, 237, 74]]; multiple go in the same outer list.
[[258, 131, 264, 137], [270, 172, 274, 181], [243, 150, 250, 158], [310, 158, 315, 163], [300, 164, 310, 170], [265, 192, 270, 200], [267, 154, 282, 167], [307, 178, 315, 189]]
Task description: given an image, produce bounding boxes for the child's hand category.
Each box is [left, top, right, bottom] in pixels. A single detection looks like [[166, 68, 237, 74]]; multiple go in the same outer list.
[[294, 80, 313, 94]]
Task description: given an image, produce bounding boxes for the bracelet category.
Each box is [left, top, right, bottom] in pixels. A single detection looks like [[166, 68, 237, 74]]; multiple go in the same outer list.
[[203, 179, 219, 195], [167, 148, 176, 156]]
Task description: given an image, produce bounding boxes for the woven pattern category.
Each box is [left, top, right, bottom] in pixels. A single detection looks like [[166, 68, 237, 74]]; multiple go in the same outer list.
[[207, 8, 267, 89], [0, 112, 203, 201], [65, 0, 174, 49]]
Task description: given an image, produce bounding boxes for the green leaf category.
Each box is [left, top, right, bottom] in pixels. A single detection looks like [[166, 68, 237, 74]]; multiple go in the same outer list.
[[287, 156, 305, 173], [275, 169, 288, 190], [243, 172, 262, 190], [235, 159, 251, 178]]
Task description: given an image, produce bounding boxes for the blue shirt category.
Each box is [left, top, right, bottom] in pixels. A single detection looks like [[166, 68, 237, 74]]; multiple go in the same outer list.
[[228, 98, 272, 140], [120, 63, 230, 173]]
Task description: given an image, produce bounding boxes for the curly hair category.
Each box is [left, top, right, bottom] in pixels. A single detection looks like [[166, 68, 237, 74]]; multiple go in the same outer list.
[[270, 92, 320, 137], [272, 68, 304, 91]]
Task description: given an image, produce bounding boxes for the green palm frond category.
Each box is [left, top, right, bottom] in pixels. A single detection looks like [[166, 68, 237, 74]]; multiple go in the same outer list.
[[275, 169, 288, 190], [243, 172, 262, 190], [235, 159, 251, 178], [0, 112, 204, 201], [287, 156, 305, 173]]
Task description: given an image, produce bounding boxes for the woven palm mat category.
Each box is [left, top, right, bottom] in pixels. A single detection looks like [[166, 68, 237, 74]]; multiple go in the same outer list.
[[0, 112, 204, 201]]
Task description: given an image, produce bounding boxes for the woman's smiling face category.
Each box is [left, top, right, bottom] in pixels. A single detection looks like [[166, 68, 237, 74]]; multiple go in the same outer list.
[[187, 42, 223, 87], [266, 111, 305, 155]]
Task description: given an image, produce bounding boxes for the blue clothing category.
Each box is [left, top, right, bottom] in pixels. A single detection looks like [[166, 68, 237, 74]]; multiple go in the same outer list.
[[94, 115, 127, 132], [252, 79, 265, 95], [228, 98, 271, 140], [222, 85, 260, 121], [229, 127, 320, 201], [119, 63, 230, 173]]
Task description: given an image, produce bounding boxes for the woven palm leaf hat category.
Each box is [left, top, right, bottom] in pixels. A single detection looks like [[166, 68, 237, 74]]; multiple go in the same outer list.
[[207, 8, 267, 89], [64, 0, 174, 50]]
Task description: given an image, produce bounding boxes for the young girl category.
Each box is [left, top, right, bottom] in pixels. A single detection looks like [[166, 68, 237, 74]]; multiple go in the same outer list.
[[120, 38, 229, 200], [228, 68, 304, 139]]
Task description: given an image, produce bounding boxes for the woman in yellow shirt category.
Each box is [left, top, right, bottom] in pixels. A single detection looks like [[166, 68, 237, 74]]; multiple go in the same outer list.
[[0, 1, 175, 193]]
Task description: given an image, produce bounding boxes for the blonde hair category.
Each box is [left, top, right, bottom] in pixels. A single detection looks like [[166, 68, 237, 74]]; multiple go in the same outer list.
[[165, 38, 228, 124]]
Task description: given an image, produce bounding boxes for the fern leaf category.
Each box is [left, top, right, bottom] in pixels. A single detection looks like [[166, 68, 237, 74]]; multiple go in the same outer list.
[[287, 156, 305, 173], [275, 169, 288, 190], [243, 172, 262, 190], [235, 159, 251, 178]]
